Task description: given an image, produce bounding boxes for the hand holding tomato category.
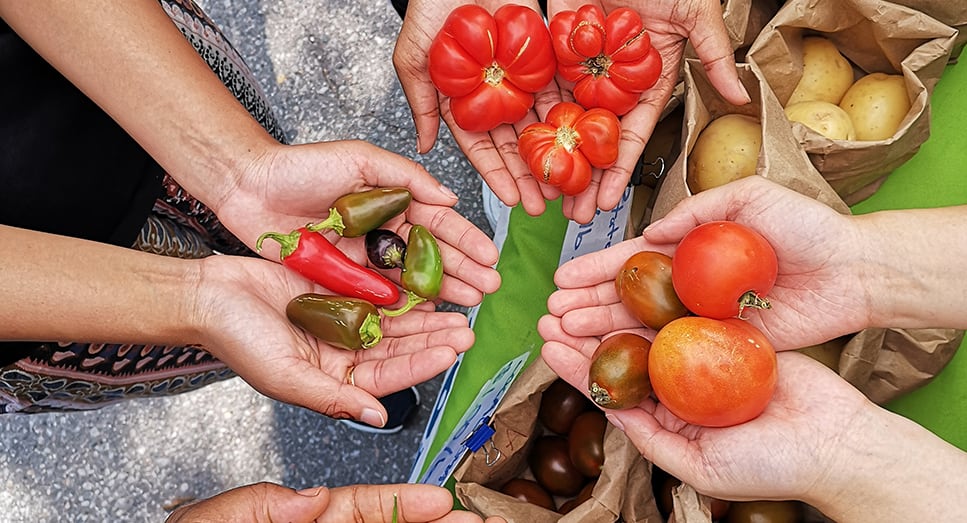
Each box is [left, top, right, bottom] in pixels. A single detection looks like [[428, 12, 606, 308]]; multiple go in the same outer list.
[[394, 0, 559, 218], [546, 0, 750, 222]]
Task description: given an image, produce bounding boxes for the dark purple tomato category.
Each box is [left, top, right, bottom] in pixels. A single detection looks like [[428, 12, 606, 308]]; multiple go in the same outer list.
[[539, 378, 593, 435], [528, 435, 586, 497], [499, 478, 556, 512], [558, 480, 595, 514], [365, 228, 406, 269], [724, 500, 803, 523], [568, 410, 607, 478]]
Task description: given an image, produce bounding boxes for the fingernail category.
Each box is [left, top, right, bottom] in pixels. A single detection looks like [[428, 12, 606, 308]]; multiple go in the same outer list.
[[416, 134, 423, 155], [439, 184, 458, 200], [606, 413, 626, 432], [297, 486, 324, 497], [361, 408, 385, 428]]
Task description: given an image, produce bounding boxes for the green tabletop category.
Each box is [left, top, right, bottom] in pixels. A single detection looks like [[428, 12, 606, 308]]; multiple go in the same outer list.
[[851, 60, 967, 450]]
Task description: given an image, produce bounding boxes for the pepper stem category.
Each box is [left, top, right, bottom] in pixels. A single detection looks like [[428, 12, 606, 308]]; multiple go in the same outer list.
[[358, 312, 383, 349], [255, 230, 301, 259], [306, 208, 345, 235], [380, 290, 427, 317]]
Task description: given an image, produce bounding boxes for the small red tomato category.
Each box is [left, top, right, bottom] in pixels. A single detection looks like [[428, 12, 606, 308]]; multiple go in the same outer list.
[[649, 317, 778, 427], [671, 221, 778, 319], [549, 5, 662, 116], [518, 101, 621, 195], [587, 332, 652, 410], [428, 5, 556, 132], [615, 251, 689, 330]]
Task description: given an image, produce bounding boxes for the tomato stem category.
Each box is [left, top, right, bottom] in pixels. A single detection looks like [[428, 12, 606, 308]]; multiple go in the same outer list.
[[483, 62, 505, 87], [555, 125, 580, 153], [582, 54, 614, 78], [737, 291, 771, 319], [588, 382, 613, 408]]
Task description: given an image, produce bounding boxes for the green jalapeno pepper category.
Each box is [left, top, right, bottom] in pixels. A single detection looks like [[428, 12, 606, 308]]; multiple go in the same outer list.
[[286, 293, 383, 350], [308, 187, 412, 237], [382, 225, 443, 317]]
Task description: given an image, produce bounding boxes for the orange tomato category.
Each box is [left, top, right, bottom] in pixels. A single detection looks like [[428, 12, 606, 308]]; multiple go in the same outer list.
[[649, 317, 777, 427]]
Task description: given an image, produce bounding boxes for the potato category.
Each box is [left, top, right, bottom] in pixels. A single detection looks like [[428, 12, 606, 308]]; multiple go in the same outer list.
[[784, 100, 856, 140], [687, 114, 761, 194], [787, 36, 855, 106], [839, 73, 911, 141]]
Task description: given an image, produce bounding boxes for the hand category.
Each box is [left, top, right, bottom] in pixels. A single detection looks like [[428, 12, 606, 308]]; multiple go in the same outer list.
[[547, 0, 750, 222], [539, 314, 873, 502], [547, 176, 870, 351], [166, 482, 500, 522], [215, 140, 501, 309], [192, 253, 474, 425], [393, 0, 562, 218]]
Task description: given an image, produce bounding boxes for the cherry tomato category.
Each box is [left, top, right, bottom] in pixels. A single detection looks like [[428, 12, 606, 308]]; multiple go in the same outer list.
[[671, 221, 778, 319], [529, 435, 586, 497], [428, 5, 556, 132], [558, 480, 595, 514], [649, 317, 778, 427], [567, 410, 607, 478], [724, 500, 804, 523], [539, 378, 593, 435], [587, 332, 651, 410], [518, 101, 620, 195], [549, 5, 662, 116], [615, 251, 689, 330], [500, 478, 556, 512]]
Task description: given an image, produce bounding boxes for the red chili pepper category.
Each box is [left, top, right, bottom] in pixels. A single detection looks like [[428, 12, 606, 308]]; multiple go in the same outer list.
[[256, 227, 400, 306]]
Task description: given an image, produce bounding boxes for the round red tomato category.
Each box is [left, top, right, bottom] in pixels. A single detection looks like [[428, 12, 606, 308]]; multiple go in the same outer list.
[[671, 221, 778, 319], [518, 101, 620, 195], [615, 251, 689, 330], [649, 317, 777, 427], [428, 5, 556, 132], [549, 5, 662, 116]]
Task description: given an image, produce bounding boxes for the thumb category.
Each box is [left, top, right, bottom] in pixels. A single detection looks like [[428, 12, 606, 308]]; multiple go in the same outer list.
[[689, 5, 751, 105]]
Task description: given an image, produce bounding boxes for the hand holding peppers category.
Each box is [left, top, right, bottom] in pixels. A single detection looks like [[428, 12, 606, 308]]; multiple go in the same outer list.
[[309, 187, 411, 238]]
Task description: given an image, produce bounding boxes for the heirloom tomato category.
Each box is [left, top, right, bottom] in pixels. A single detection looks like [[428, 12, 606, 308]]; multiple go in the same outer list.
[[428, 5, 556, 132], [615, 251, 688, 330], [671, 221, 778, 319], [649, 317, 778, 427], [549, 5, 662, 116], [517, 101, 620, 195], [587, 332, 651, 410]]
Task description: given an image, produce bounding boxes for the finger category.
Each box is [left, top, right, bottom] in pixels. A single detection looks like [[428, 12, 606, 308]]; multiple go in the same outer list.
[[442, 105, 524, 208], [321, 484, 456, 523], [350, 141, 460, 207], [405, 206, 500, 268], [563, 172, 603, 224], [688, 2, 751, 106], [605, 407, 699, 486], [166, 482, 330, 523], [546, 281, 618, 316], [393, 25, 444, 154], [540, 340, 596, 395], [268, 360, 388, 427], [351, 346, 460, 398], [562, 302, 644, 338], [553, 235, 665, 289]]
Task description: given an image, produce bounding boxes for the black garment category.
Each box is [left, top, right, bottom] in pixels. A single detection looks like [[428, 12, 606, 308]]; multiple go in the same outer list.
[[0, 20, 164, 248], [0, 20, 164, 366], [390, 0, 548, 19]]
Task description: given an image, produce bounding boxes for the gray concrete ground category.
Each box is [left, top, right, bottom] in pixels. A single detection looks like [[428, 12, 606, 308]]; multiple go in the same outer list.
[[0, 1, 488, 521]]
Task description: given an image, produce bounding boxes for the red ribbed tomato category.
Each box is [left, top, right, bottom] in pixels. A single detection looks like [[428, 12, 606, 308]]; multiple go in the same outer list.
[[428, 5, 556, 132]]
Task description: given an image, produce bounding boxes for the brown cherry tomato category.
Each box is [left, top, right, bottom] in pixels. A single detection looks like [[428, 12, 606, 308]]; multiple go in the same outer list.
[[615, 251, 689, 330], [529, 435, 586, 497], [588, 333, 652, 409], [724, 500, 804, 523], [539, 378, 593, 435], [568, 410, 607, 478], [558, 480, 595, 514], [499, 478, 556, 512]]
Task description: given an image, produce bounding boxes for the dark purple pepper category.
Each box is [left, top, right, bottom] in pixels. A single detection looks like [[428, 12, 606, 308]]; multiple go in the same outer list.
[[365, 229, 407, 270]]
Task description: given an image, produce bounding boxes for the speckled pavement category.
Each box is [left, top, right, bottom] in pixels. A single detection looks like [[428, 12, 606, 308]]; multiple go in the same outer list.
[[0, 1, 488, 521]]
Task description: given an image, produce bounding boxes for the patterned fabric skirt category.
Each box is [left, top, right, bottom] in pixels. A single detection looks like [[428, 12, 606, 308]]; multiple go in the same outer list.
[[0, 0, 286, 414]]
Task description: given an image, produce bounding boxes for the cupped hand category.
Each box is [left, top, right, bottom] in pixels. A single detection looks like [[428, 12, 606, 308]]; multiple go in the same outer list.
[[192, 252, 474, 425], [392, 0, 561, 218], [547, 0, 750, 222], [548, 176, 871, 351], [538, 313, 875, 503], [166, 481, 500, 523], [215, 140, 501, 309]]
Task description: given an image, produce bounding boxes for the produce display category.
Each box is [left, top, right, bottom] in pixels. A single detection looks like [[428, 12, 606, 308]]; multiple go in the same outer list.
[[256, 187, 444, 350], [783, 35, 912, 141]]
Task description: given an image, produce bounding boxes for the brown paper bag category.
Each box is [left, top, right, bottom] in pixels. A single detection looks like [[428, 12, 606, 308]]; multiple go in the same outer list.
[[722, 0, 782, 58], [889, 1, 967, 61], [746, 0, 958, 204], [453, 358, 661, 523], [651, 58, 850, 220]]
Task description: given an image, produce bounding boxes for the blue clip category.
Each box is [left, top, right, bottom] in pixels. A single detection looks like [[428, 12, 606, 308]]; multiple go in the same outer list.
[[461, 416, 501, 466]]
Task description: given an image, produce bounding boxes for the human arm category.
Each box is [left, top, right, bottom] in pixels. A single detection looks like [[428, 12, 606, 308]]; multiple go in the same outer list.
[[546, 0, 750, 222], [165, 482, 502, 523], [0, 0, 501, 306], [539, 317, 967, 522], [548, 176, 967, 350]]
